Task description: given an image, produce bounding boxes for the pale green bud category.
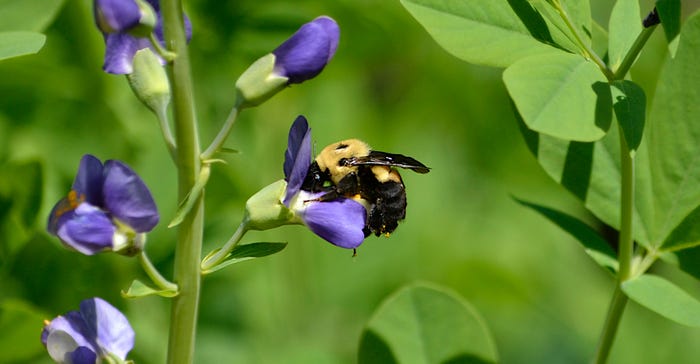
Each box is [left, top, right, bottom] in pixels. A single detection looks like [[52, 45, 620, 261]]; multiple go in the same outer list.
[[127, 49, 170, 116], [235, 54, 289, 108], [244, 180, 299, 231]]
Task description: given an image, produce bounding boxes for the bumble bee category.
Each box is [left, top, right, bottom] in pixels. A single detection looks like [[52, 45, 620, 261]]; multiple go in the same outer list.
[[301, 139, 430, 237]]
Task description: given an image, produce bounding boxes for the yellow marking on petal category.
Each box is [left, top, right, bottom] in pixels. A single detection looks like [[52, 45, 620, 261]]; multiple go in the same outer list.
[[52, 190, 86, 219]]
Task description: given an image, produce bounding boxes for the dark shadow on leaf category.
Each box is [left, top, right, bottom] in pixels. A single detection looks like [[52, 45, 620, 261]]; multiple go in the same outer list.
[[358, 330, 397, 364], [592, 81, 612, 132], [443, 353, 495, 364], [673, 247, 700, 281], [512, 99, 539, 156], [561, 142, 594, 201], [506, 0, 553, 45]]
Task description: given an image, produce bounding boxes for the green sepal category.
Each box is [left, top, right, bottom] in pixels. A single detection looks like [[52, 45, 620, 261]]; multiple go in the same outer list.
[[235, 53, 288, 108], [127, 0, 157, 38], [201, 242, 287, 274], [127, 48, 171, 116], [245, 180, 297, 231], [121, 279, 178, 298]]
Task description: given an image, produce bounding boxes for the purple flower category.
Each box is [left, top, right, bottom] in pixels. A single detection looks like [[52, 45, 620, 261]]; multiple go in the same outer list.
[[282, 116, 367, 249], [273, 16, 340, 84], [42, 297, 134, 364], [48, 154, 159, 255], [94, 0, 192, 74]]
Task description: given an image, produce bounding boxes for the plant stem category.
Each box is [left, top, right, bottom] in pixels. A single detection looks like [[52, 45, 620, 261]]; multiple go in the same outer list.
[[201, 104, 241, 160], [201, 218, 249, 272], [613, 25, 658, 80], [617, 132, 634, 281], [155, 106, 177, 161], [593, 285, 629, 364], [138, 251, 178, 292], [593, 128, 635, 363], [161, 1, 203, 363]]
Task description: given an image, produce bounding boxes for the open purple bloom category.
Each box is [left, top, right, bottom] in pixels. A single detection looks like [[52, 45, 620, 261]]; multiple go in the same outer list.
[[94, 0, 192, 74], [42, 297, 134, 363], [283, 116, 367, 249], [273, 16, 340, 84], [48, 154, 159, 255]]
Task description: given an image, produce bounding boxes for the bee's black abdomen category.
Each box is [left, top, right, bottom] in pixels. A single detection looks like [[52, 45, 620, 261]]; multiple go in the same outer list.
[[367, 180, 407, 236]]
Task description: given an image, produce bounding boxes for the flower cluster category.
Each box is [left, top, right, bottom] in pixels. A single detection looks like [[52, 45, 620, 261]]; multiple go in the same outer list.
[[42, 298, 134, 364], [48, 154, 159, 256], [94, 0, 192, 74]]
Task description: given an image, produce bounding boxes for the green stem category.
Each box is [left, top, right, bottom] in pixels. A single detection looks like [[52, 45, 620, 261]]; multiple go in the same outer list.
[[593, 285, 629, 364], [593, 128, 635, 363], [552, 0, 613, 80], [201, 104, 241, 160], [155, 106, 177, 161], [201, 218, 249, 273], [161, 1, 203, 363], [138, 251, 178, 292], [613, 25, 658, 80], [617, 131, 634, 281], [149, 32, 177, 62]]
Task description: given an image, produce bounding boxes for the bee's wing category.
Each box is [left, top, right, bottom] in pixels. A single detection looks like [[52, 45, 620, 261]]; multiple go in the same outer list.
[[345, 151, 430, 173]]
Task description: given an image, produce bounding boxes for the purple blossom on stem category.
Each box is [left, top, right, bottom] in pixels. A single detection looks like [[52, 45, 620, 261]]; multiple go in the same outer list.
[[94, 0, 192, 74], [273, 16, 340, 84], [283, 116, 367, 249], [41, 297, 135, 364], [47, 154, 159, 255]]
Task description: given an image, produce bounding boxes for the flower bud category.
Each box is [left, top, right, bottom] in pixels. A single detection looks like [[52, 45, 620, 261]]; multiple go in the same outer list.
[[127, 48, 171, 115], [234, 16, 340, 108], [244, 180, 298, 231]]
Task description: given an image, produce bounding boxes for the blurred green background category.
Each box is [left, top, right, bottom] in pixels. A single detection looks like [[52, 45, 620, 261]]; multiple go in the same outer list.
[[2, 0, 700, 363]]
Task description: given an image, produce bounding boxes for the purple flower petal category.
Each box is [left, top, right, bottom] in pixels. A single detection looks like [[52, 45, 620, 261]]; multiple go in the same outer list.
[[102, 32, 153, 74], [72, 154, 104, 206], [102, 160, 159, 232], [42, 311, 97, 351], [283, 116, 312, 206], [80, 298, 135, 360], [70, 347, 99, 364], [57, 204, 115, 255], [300, 192, 367, 249], [273, 16, 340, 84], [43, 298, 134, 362], [94, 0, 142, 33]]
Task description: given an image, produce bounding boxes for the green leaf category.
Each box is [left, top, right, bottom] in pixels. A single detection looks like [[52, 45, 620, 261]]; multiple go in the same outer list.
[[648, 12, 700, 247], [611, 80, 646, 154], [400, 0, 565, 68], [121, 279, 178, 298], [358, 283, 498, 364], [530, 0, 591, 50], [0, 0, 66, 32], [516, 112, 654, 247], [202, 242, 287, 274], [0, 31, 45, 61], [664, 247, 700, 282], [504, 52, 611, 141], [622, 274, 700, 327], [515, 198, 618, 273], [608, 0, 642, 70], [656, 0, 681, 45], [0, 299, 50, 362], [590, 20, 609, 59], [660, 205, 700, 252]]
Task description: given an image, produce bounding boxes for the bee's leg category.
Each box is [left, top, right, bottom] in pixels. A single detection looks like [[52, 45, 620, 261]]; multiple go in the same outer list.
[[304, 189, 342, 203]]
